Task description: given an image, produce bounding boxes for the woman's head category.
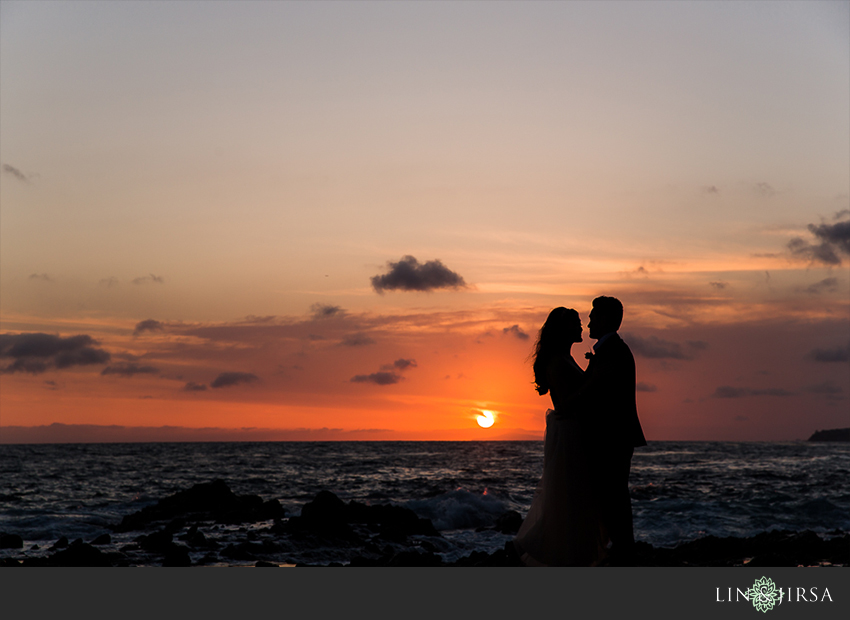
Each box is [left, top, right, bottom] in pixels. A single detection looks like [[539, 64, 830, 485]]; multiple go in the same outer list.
[[532, 307, 582, 394]]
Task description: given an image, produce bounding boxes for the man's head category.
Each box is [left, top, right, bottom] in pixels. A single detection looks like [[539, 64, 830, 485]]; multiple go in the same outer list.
[[588, 296, 623, 340]]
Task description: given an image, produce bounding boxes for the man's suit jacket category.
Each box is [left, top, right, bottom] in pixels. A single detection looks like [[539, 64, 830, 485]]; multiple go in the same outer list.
[[577, 333, 647, 450]]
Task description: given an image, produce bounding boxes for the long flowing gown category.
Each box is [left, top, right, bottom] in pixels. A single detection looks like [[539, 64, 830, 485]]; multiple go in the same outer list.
[[513, 355, 609, 566]]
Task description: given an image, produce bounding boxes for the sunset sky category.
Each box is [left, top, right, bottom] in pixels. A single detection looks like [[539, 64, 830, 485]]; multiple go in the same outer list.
[[1, 1, 848, 442]]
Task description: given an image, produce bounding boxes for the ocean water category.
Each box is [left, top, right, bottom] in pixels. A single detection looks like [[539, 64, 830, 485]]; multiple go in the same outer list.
[[1, 441, 848, 566]]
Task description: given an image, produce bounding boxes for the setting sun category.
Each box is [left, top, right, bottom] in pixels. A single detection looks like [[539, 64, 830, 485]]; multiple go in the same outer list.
[[476, 410, 496, 429]]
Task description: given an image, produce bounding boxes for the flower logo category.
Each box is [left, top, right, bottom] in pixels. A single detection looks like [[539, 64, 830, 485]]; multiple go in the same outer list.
[[746, 577, 783, 613]]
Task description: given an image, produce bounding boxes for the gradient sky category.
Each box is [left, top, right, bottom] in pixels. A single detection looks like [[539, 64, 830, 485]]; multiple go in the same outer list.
[[1, 1, 848, 441]]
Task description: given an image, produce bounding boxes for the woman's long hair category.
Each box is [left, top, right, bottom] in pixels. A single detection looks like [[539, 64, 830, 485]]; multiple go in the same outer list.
[[532, 307, 579, 395]]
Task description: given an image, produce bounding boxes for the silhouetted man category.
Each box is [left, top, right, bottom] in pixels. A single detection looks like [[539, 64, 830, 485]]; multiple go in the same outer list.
[[578, 296, 646, 564]]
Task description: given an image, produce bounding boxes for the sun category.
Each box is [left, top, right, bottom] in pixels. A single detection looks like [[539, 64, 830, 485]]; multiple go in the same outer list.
[[476, 410, 495, 429]]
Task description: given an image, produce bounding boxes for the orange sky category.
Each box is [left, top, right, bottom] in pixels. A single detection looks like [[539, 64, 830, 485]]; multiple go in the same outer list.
[[1, 2, 848, 442]]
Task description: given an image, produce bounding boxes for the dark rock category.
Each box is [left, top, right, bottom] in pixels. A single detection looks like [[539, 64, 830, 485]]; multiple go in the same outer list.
[[91, 533, 111, 545], [0, 533, 23, 549], [136, 530, 173, 553], [494, 510, 523, 535], [49, 536, 69, 551], [255, 561, 278, 567], [48, 540, 113, 567], [808, 428, 850, 442], [387, 550, 443, 567], [112, 479, 285, 532], [162, 545, 192, 567], [2, 558, 22, 566]]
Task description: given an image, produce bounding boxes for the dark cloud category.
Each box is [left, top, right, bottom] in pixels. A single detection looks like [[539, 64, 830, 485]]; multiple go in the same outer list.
[[712, 386, 794, 398], [503, 325, 529, 340], [803, 381, 843, 395], [787, 215, 850, 266], [702, 186, 719, 194], [210, 372, 259, 388], [371, 255, 467, 293], [351, 371, 402, 386], [311, 303, 345, 319], [99, 277, 119, 288], [636, 382, 657, 392], [132, 274, 165, 285], [133, 319, 165, 336], [805, 277, 839, 295], [807, 343, 850, 363], [381, 358, 418, 371], [708, 281, 727, 290], [101, 364, 160, 377], [184, 382, 208, 392], [2, 164, 30, 182], [0, 333, 111, 374], [623, 334, 705, 360], [340, 333, 376, 347], [28, 273, 53, 282]]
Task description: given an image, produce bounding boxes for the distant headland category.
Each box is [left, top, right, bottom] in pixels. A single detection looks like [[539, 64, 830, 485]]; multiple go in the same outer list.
[[807, 428, 850, 442]]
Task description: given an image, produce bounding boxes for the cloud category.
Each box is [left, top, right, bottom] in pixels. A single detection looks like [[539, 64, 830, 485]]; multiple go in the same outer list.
[[502, 325, 529, 340], [2, 164, 31, 182], [101, 364, 160, 377], [623, 334, 706, 360], [371, 255, 467, 293], [132, 274, 165, 285], [340, 333, 376, 347], [787, 214, 850, 266], [183, 382, 207, 392], [756, 182, 775, 197], [381, 358, 418, 371], [807, 343, 850, 363], [804, 277, 839, 295], [311, 303, 345, 319], [708, 281, 727, 290], [99, 277, 119, 288], [0, 332, 111, 374], [210, 372, 259, 388], [803, 381, 843, 396], [133, 319, 165, 336], [351, 371, 402, 385], [636, 382, 657, 392], [28, 273, 53, 282], [702, 185, 719, 194], [712, 386, 795, 398]]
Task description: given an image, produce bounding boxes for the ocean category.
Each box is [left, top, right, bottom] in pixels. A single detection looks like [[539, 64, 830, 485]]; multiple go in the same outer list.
[[1, 440, 848, 566]]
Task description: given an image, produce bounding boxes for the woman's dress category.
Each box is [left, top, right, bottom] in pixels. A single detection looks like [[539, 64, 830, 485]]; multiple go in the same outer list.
[[512, 355, 609, 566]]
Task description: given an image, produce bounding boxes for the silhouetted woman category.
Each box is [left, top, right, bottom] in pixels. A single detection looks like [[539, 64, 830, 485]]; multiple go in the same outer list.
[[512, 307, 608, 566]]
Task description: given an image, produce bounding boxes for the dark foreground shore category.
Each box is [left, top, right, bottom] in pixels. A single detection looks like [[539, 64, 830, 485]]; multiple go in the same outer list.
[[1, 480, 846, 567]]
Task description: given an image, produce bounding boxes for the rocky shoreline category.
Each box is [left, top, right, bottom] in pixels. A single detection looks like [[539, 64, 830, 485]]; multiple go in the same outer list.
[[1, 480, 846, 567]]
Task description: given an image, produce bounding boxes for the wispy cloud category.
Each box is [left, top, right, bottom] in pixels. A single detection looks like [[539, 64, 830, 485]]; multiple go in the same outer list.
[[99, 277, 119, 288], [101, 364, 160, 377], [711, 386, 794, 398], [340, 333, 376, 347], [381, 358, 418, 371], [756, 182, 775, 197], [311, 303, 345, 319], [132, 274, 165, 285], [183, 382, 207, 392], [210, 372, 259, 388], [636, 382, 657, 392], [623, 334, 707, 360], [133, 319, 165, 336], [804, 277, 839, 295], [351, 371, 402, 385], [807, 343, 850, 363], [708, 281, 727, 290], [2, 163, 33, 182], [371, 255, 467, 293]]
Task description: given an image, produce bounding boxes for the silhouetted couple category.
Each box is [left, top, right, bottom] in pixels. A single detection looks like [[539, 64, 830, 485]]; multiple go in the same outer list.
[[513, 296, 646, 566]]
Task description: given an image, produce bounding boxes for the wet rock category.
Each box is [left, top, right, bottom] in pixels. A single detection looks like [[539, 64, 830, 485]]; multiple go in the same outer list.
[[387, 550, 444, 567], [493, 510, 523, 535], [136, 530, 173, 553], [0, 533, 23, 549], [48, 540, 113, 567], [91, 533, 111, 545], [49, 536, 69, 551], [255, 560, 278, 567], [112, 479, 285, 532], [2, 558, 22, 566]]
